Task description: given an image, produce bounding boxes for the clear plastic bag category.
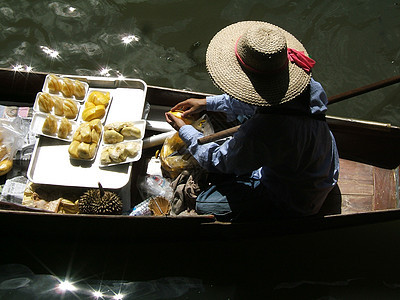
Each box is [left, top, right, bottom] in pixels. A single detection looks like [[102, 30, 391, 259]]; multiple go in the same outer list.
[[159, 114, 214, 179], [0, 118, 25, 176]]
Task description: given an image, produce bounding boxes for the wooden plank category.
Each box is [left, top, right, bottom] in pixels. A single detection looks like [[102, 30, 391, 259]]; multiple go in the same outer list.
[[337, 180, 374, 195], [338, 159, 374, 181], [374, 167, 397, 210], [341, 195, 373, 214]]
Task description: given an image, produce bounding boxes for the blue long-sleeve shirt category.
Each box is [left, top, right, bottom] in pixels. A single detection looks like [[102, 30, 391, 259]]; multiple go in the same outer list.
[[178, 78, 339, 217]]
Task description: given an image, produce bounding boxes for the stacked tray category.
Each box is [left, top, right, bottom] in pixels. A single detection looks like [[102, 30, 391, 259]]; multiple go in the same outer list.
[[27, 74, 147, 189]]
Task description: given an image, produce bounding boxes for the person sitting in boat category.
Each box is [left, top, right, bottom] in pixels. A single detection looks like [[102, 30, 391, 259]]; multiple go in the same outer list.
[[165, 21, 339, 221]]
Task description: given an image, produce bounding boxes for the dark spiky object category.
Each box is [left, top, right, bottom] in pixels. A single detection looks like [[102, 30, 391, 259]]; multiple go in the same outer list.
[[78, 182, 122, 215]]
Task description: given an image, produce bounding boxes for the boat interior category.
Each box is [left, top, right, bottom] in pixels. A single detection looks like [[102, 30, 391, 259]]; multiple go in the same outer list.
[[0, 68, 399, 221]]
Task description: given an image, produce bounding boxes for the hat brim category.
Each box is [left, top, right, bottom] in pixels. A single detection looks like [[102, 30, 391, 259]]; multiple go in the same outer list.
[[206, 21, 312, 106]]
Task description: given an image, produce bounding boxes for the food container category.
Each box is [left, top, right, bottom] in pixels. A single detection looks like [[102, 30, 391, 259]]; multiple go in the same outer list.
[[99, 140, 143, 167], [43, 74, 89, 102], [28, 76, 147, 189], [33, 92, 81, 120], [78, 90, 113, 124], [102, 119, 146, 144], [30, 112, 78, 142], [68, 120, 103, 162]]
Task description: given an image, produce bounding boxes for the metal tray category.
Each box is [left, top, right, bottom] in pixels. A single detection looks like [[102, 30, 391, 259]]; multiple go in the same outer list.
[[27, 76, 147, 189]]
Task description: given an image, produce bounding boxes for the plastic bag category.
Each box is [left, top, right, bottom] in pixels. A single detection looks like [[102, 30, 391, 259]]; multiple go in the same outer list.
[[137, 174, 174, 200], [159, 114, 214, 179], [0, 118, 25, 176]]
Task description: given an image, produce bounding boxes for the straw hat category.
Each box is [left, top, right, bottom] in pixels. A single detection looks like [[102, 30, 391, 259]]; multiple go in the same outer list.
[[206, 21, 313, 106]]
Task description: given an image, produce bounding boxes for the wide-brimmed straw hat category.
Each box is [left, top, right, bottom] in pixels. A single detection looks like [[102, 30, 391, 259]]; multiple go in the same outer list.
[[206, 21, 315, 106]]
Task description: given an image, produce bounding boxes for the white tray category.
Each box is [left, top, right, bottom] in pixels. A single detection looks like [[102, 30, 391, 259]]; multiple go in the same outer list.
[[77, 90, 113, 124], [33, 92, 81, 120], [27, 76, 147, 189], [99, 140, 143, 167], [30, 112, 78, 142], [103, 119, 146, 144]]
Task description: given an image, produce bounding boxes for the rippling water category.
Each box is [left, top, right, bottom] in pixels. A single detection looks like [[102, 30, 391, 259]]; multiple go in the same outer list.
[[0, 0, 399, 124]]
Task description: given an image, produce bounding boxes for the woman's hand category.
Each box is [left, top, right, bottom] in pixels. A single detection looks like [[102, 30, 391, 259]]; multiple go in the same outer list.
[[165, 112, 187, 131], [170, 98, 206, 118]]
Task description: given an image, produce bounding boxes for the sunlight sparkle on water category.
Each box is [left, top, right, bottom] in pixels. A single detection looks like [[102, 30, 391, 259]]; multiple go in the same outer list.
[[92, 290, 104, 298], [40, 46, 60, 59], [121, 34, 139, 45], [113, 294, 124, 300], [99, 67, 111, 77], [57, 280, 77, 292]]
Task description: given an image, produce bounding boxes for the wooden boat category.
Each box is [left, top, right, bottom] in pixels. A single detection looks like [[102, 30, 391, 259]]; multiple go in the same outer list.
[[0, 67, 399, 284]]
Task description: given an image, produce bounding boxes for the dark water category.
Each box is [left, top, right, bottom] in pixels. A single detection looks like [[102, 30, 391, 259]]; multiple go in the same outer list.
[[1, 0, 399, 124]]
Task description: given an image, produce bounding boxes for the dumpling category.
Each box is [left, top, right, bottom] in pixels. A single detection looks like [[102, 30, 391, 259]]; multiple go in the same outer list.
[[42, 115, 58, 135], [47, 74, 62, 93], [58, 118, 72, 139], [61, 78, 75, 98], [104, 129, 123, 144], [73, 80, 86, 99], [63, 99, 78, 119], [38, 92, 54, 113]]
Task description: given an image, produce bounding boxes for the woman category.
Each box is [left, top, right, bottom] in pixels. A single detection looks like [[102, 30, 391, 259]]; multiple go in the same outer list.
[[165, 21, 339, 221]]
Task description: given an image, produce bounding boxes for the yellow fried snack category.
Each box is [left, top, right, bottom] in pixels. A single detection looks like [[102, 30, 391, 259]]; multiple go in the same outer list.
[[68, 140, 80, 158], [82, 105, 105, 122], [53, 96, 64, 116], [58, 118, 72, 139], [61, 78, 75, 98], [47, 74, 62, 93], [63, 99, 78, 119], [38, 92, 54, 113], [73, 80, 86, 99], [42, 115, 58, 135]]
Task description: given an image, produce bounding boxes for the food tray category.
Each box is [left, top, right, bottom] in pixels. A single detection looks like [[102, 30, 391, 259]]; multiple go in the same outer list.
[[68, 122, 103, 162], [33, 92, 81, 120], [77, 90, 113, 124], [99, 140, 143, 167], [30, 112, 78, 142], [103, 119, 146, 144], [28, 76, 147, 189], [43, 74, 89, 102]]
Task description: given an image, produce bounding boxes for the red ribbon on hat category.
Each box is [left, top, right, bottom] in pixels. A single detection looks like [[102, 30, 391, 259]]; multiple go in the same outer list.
[[287, 48, 315, 73], [235, 37, 315, 74]]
